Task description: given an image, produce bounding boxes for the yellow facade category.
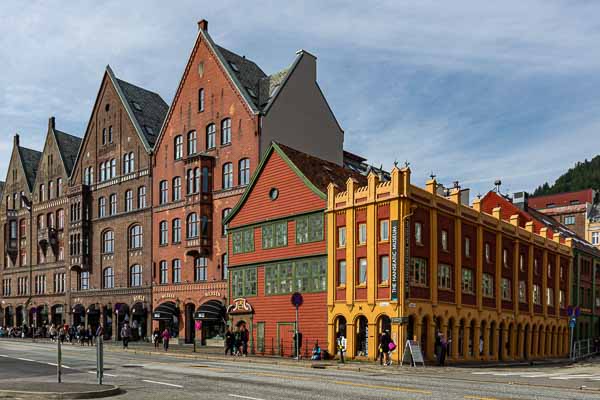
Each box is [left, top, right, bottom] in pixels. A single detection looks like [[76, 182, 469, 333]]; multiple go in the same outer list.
[[326, 168, 571, 363]]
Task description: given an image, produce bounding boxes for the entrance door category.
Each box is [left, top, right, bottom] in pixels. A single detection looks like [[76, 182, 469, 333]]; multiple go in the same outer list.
[[277, 323, 295, 357], [185, 304, 195, 344]]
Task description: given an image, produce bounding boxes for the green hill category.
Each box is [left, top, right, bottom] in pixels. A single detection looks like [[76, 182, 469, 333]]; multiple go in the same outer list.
[[533, 155, 600, 196]]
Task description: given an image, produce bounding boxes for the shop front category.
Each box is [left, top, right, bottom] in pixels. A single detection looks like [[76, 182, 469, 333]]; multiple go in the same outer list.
[[194, 299, 227, 346]]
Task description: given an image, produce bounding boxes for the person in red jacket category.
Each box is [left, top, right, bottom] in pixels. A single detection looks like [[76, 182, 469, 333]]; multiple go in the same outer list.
[[161, 328, 171, 352]]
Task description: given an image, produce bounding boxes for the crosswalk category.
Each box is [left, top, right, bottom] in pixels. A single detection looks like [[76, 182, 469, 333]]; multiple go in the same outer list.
[[471, 370, 600, 381]]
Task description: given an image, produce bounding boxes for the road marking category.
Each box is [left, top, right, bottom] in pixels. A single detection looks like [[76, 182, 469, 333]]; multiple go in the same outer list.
[[87, 371, 117, 377], [248, 372, 310, 381], [142, 379, 183, 388], [549, 374, 596, 380], [0, 355, 8, 357], [17, 357, 36, 362], [465, 396, 503, 400], [332, 380, 432, 395], [229, 395, 266, 400]]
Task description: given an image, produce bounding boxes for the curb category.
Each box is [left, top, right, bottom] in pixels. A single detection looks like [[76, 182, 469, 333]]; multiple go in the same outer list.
[[0, 385, 121, 399]]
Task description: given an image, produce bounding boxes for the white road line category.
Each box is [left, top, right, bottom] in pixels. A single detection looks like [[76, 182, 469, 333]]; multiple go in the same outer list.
[[229, 395, 266, 400], [0, 355, 8, 357], [549, 374, 596, 380], [17, 357, 36, 362], [47, 362, 58, 366], [142, 379, 183, 388], [87, 371, 117, 377]]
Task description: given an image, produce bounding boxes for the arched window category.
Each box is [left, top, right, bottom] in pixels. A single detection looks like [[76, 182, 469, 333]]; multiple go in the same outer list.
[[194, 257, 207, 282], [109, 194, 117, 215], [57, 178, 63, 197], [198, 88, 205, 112], [102, 230, 114, 253], [239, 158, 250, 186], [98, 197, 106, 217], [201, 215, 209, 237], [186, 169, 194, 195], [100, 162, 106, 182], [202, 167, 210, 193], [159, 180, 168, 205], [48, 181, 54, 200], [138, 186, 146, 208], [172, 218, 181, 243], [103, 267, 114, 289], [47, 212, 54, 228], [159, 260, 168, 284], [57, 209, 64, 229], [222, 162, 233, 189], [159, 220, 168, 245], [222, 208, 232, 236], [129, 225, 143, 249], [174, 135, 183, 160], [187, 130, 197, 155], [187, 213, 199, 238], [172, 259, 181, 283], [40, 184, 45, 202], [221, 118, 231, 145], [123, 153, 131, 174], [125, 190, 134, 212], [130, 264, 142, 287], [172, 177, 181, 201], [194, 168, 201, 193], [206, 124, 216, 149], [110, 158, 116, 179]]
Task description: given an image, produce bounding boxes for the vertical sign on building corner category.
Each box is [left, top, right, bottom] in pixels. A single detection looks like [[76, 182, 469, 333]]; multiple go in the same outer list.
[[390, 220, 399, 301], [404, 217, 411, 300]]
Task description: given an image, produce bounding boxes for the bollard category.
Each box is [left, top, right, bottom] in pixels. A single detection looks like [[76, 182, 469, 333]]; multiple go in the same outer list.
[[57, 338, 62, 383], [96, 336, 104, 384]]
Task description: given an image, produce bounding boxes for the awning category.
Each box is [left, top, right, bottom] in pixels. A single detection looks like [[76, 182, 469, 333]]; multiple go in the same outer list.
[[194, 300, 225, 321], [152, 302, 178, 321]]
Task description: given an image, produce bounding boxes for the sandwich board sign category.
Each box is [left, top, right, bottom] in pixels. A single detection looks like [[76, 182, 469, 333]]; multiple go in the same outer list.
[[401, 340, 425, 367]]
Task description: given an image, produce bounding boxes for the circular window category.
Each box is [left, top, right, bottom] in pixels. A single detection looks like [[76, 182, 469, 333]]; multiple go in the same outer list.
[[269, 188, 279, 200]]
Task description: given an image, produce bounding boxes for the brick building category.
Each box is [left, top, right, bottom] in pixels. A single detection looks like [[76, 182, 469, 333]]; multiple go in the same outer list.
[[151, 20, 344, 344], [224, 143, 365, 356], [327, 168, 571, 363], [67, 66, 167, 339]]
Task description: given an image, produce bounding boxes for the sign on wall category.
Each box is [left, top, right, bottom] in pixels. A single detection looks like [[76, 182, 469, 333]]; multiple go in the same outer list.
[[404, 217, 411, 299], [390, 220, 399, 301]]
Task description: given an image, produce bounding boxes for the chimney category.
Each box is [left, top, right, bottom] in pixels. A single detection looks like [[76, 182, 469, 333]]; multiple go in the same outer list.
[[49, 116, 55, 130], [197, 19, 208, 32], [513, 191, 528, 211], [14, 134, 19, 146]]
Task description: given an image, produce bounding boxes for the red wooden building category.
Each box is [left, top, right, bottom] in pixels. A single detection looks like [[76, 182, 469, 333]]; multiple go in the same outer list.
[[224, 143, 364, 356]]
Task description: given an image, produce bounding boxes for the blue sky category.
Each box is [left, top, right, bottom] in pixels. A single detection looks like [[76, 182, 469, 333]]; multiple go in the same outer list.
[[1, 1, 600, 197]]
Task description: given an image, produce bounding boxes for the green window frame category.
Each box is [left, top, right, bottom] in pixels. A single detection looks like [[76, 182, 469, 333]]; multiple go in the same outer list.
[[264, 257, 327, 295], [232, 228, 254, 254], [295, 213, 324, 244], [231, 267, 257, 297], [262, 221, 287, 249]]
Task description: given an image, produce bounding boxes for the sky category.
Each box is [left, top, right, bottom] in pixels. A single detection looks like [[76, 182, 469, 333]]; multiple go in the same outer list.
[[1, 0, 600, 197]]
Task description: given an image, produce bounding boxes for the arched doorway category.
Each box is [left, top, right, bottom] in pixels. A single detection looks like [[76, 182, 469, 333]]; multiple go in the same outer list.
[[377, 315, 391, 354], [72, 304, 85, 327], [195, 300, 227, 345], [104, 306, 113, 339], [86, 304, 101, 333], [524, 324, 530, 360], [506, 323, 514, 358], [51, 304, 64, 326], [334, 315, 347, 339], [152, 301, 180, 337], [458, 319, 465, 357], [480, 320, 487, 358], [498, 322, 505, 360], [15, 305, 24, 327], [131, 302, 148, 341], [446, 318, 455, 358], [4, 306, 14, 327], [184, 303, 195, 344], [488, 321, 496, 357], [469, 320, 476, 357], [355, 316, 368, 357]]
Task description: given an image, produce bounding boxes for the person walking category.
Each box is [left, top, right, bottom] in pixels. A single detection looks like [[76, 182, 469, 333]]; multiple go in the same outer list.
[[121, 322, 131, 349], [438, 333, 448, 366], [152, 328, 161, 349], [337, 332, 346, 364], [240, 325, 249, 357], [378, 330, 392, 366], [224, 327, 234, 355], [161, 328, 171, 352], [233, 328, 242, 356]]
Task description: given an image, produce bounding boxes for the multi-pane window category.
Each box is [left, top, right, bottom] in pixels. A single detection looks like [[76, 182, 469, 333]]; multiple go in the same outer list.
[[232, 267, 258, 297], [222, 208, 232, 236], [206, 124, 216, 149], [592, 232, 600, 245], [462, 268, 474, 294], [102, 127, 107, 145], [221, 118, 231, 145], [546, 287, 554, 306], [123, 152, 135, 174], [262, 221, 287, 249], [379, 255, 390, 284], [2, 279, 11, 296], [102, 230, 114, 253], [264, 257, 327, 295], [57, 209, 64, 229], [40, 184, 45, 202], [232, 228, 254, 254], [464, 237, 471, 257], [198, 88, 204, 112], [103, 267, 114, 289], [202, 167, 210, 193], [379, 220, 389, 241], [357, 258, 367, 285], [159, 261, 168, 284], [48, 181, 54, 200], [174, 135, 183, 160], [296, 213, 324, 244], [222, 253, 229, 280], [84, 167, 94, 185], [130, 264, 142, 287], [564, 215, 575, 225], [57, 178, 63, 196], [338, 226, 346, 248], [411, 257, 428, 286], [337, 260, 346, 286], [483, 273, 494, 297], [194, 168, 201, 193], [186, 169, 194, 194], [125, 190, 134, 212], [79, 271, 89, 290], [108, 126, 113, 143], [441, 230, 448, 251], [173, 177, 181, 201], [159, 221, 168, 245], [438, 264, 452, 290], [159, 180, 168, 204], [172, 218, 181, 243], [110, 158, 116, 178], [98, 197, 106, 217], [53, 273, 65, 293], [109, 193, 117, 215], [187, 130, 197, 155], [35, 275, 47, 294], [519, 281, 527, 303], [501, 278, 511, 300], [129, 225, 143, 249], [238, 158, 250, 186], [172, 259, 181, 283], [415, 222, 422, 244], [138, 186, 146, 208], [222, 162, 233, 189], [194, 257, 207, 282], [357, 223, 367, 244], [187, 213, 199, 238]]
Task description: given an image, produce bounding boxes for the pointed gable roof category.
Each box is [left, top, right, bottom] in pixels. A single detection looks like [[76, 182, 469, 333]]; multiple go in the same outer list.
[[18, 145, 42, 191], [53, 129, 82, 176]]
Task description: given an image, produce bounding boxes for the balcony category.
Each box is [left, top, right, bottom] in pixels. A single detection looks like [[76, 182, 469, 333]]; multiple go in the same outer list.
[[69, 254, 90, 271], [185, 236, 212, 257]]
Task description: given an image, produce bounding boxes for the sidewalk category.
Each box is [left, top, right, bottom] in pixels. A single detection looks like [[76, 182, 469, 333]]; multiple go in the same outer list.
[[0, 382, 120, 399]]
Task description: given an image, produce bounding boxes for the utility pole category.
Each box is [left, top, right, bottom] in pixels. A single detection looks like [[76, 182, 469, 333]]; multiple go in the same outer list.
[[57, 337, 62, 383]]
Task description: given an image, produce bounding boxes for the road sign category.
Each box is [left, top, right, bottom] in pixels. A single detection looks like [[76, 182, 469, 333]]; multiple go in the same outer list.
[[391, 317, 409, 325], [569, 318, 576, 329], [567, 305, 573, 316], [291, 292, 303, 308], [575, 306, 581, 317]]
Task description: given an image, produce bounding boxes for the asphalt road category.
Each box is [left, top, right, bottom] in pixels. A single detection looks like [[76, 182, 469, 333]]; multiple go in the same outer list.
[[0, 340, 599, 400]]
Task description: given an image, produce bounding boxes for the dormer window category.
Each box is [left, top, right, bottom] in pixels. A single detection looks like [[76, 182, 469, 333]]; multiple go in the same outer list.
[[229, 61, 239, 72], [131, 101, 142, 111], [246, 87, 257, 98]]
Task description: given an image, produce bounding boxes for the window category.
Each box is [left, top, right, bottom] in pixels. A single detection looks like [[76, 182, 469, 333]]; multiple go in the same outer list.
[[172, 259, 181, 283], [411, 257, 428, 286], [414, 222, 422, 244], [198, 88, 204, 112], [564, 215, 575, 225], [503, 248, 508, 267], [194, 168, 201, 193], [222, 253, 229, 280], [125, 190, 134, 212], [202, 167, 210, 193], [40, 184, 45, 202], [102, 127, 107, 145], [358, 223, 367, 244], [485, 243, 491, 263], [129, 225, 143, 249], [547, 287, 554, 306], [462, 268, 474, 294], [108, 126, 113, 143], [110, 194, 117, 215], [232, 228, 254, 254], [159, 221, 168, 245], [222, 162, 233, 189], [519, 281, 527, 303], [547, 263, 552, 278], [337, 260, 346, 286], [194, 257, 207, 282], [79, 271, 89, 290], [130, 264, 142, 287], [338, 227, 347, 247], [135, 186, 146, 209], [519, 254, 524, 271], [174, 135, 183, 160], [483, 273, 494, 297], [438, 264, 452, 290], [98, 197, 106, 217], [159, 180, 168, 204], [262, 221, 287, 249], [103, 267, 114, 289], [222, 208, 232, 236], [501, 278, 511, 300], [84, 167, 94, 185], [380, 220, 389, 241], [232, 267, 258, 297], [264, 257, 327, 295], [534, 258, 539, 275], [48, 181, 54, 200], [57, 178, 63, 197], [441, 230, 448, 251], [172, 177, 181, 201], [187, 130, 197, 155], [464, 237, 471, 257], [187, 213, 199, 238], [592, 232, 600, 245], [379, 255, 389, 284], [102, 230, 114, 253], [123, 152, 134, 174], [296, 213, 324, 244], [57, 209, 64, 229], [201, 215, 209, 237], [221, 118, 231, 145], [206, 124, 216, 149], [159, 261, 168, 284], [186, 169, 194, 194], [110, 158, 116, 178], [559, 290, 565, 308], [239, 158, 250, 186], [172, 218, 181, 243]]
